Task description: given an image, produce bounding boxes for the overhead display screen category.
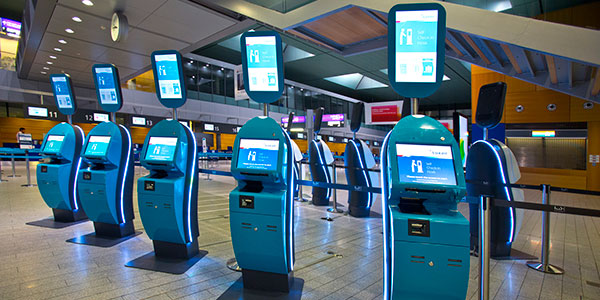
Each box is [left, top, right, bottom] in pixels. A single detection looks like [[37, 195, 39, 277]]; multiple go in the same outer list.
[[145, 137, 178, 161], [94, 67, 119, 105], [51, 76, 74, 109], [28, 106, 48, 118], [245, 36, 279, 92], [132, 116, 146, 126], [43, 135, 65, 153], [85, 136, 111, 156], [154, 54, 183, 99], [94, 113, 110, 122], [396, 143, 456, 185], [394, 10, 438, 83], [237, 139, 279, 171]]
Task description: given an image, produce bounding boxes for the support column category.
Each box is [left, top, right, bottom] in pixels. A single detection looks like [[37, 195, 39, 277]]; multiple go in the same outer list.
[[587, 121, 600, 191]]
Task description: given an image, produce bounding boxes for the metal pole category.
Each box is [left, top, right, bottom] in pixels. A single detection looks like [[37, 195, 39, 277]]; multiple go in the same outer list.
[[483, 127, 489, 141], [67, 115, 73, 125], [479, 195, 491, 300], [327, 163, 343, 213], [0, 157, 7, 182], [296, 162, 307, 202], [110, 112, 116, 123], [263, 104, 269, 117], [9, 153, 19, 178], [172, 108, 178, 121], [21, 150, 35, 187], [527, 184, 564, 274], [410, 98, 419, 115]]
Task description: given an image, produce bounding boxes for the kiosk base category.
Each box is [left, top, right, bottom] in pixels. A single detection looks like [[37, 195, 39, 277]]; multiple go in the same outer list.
[[348, 206, 370, 218], [94, 221, 136, 237], [217, 276, 304, 300], [242, 269, 293, 293], [124, 239, 207, 274], [66, 230, 142, 247], [26, 209, 88, 228]]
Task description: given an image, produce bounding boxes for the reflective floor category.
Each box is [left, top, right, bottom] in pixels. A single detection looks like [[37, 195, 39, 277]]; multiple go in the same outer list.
[[0, 160, 599, 299]]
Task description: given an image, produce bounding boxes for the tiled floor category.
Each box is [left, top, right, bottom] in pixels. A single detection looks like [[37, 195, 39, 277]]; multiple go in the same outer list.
[[1, 160, 599, 299]]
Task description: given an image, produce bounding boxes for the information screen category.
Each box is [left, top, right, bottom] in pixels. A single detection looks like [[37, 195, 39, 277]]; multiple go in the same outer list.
[[132, 116, 146, 126], [145, 137, 178, 161], [94, 113, 109, 122], [237, 139, 279, 171], [396, 143, 456, 185], [154, 54, 183, 99], [85, 136, 111, 156], [394, 10, 438, 83], [245, 36, 279, 92], [28, 106, 48, 117], [94, 67, 119, 105], [43, 135, 65, 153], [51, 76, 74, 109], [458, 115, 469, 167]]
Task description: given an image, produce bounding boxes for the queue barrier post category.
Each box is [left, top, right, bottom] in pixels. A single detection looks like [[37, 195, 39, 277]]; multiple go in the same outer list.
[[327, 163, 343, 213], [21, 151, 36, 187], [0, 156, 7, 182], [295, 162, 308, 202], [9, 152, 20, 178], [527, 184, 564, 274], [479, 195, 491, 300]]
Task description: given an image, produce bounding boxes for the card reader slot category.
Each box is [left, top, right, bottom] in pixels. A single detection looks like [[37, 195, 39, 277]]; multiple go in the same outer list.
[[405, 187, 446, 193]]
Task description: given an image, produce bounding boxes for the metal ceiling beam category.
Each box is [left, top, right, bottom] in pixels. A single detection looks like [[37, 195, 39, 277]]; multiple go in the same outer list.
[[500, 44, 523, 74], [445, 39, 464, 57], [461, 33, 491, 65], [545, 55, 558, 85], [592, 68, 600, 96]]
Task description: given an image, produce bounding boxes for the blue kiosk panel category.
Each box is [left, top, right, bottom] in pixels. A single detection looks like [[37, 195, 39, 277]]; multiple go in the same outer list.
[[229, 116, 295, 292], [77, 121, 135, 236], [381, 115, 469, 300], [36, 122, 87, 221], [137, 119, 199, 256]]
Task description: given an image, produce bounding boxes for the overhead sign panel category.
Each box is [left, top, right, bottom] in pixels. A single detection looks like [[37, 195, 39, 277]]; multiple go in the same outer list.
[[151, 50, 187, 108], [240, 31, 284, 104], [92, 64, 123, 113], [388, 3, 446, 98], [50, 74, 77, 115], [365, 101, 404, 125]]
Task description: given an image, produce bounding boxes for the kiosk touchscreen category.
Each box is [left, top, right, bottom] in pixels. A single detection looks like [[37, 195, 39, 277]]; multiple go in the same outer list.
[[33, 74, 87, 226], [71, 64, 137, 245], [381, 115, 469, 300], [230, 116, 295, 292]]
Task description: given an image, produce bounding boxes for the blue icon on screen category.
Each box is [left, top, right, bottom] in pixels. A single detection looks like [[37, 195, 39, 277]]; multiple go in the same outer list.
[[173, 84, 180, 94], [422, 59, 434, 76], [267, 73, 276, 86]]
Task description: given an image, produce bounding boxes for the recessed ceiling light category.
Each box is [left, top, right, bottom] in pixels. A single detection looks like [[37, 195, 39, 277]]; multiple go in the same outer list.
[[43, 67, 49, 70], [65, 28, 74, 34], [46, 61, 53, 65], [41, 71, 47, 74], [49, 55, 57, 59], [72, 16, 82, 22], [58, 39, 67, 44], [53, 47, 62, 52], [82, 0, 94, 6]]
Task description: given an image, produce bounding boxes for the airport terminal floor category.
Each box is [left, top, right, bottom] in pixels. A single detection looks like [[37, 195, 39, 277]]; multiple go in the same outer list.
[[1, 161, 599, 300]]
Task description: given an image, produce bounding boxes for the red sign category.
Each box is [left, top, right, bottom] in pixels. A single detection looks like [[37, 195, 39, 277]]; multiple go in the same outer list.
[[371, 105, 401, 123]]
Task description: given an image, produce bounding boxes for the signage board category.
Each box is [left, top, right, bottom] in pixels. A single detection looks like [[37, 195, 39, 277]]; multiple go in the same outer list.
[[151, 50, 187, 108], [92, 64, 123, 113], [240, 31, 284, 103], [50, 74, 77, 115], [365, 101, 404, 125]]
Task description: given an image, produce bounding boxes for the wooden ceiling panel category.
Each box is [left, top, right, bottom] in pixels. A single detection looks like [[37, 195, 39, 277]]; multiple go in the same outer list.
[[302, 6, 387, 46]]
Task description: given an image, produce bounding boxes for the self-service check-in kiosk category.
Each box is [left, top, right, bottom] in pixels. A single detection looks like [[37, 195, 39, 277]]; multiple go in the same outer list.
[[68, 64, 137, 246], [31, 74, 87, 227], [381, 115, 470, 299], [126, 50, 203, 274], [226, 30, 298, 294], [308, 107, 334, 206], [467, 82, 523, 258], [345, 102, 379, 217]]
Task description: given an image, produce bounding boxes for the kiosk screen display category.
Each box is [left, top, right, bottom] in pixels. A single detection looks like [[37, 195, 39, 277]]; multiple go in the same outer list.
[[394, 10, 438, 83], [43, 135, 65, 153], [94, 67, 119, 105], [145, 137, 178, 161], [51, 76, 74, 109], [396, 143, 456, 185], [245, 36, 279, 92], [237, 139, 279, 171], [85, 136, 111, 156], [154, 54, 183, 99]]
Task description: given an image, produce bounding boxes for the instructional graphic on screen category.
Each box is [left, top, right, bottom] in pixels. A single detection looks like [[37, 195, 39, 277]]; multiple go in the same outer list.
[[154, 54, 182, 99], [95, 67, 118, 104], [395, 10, 438, 83], [237, 139, 279, 170], [396, 143, 456, 185], [245, 36, 278, 92]]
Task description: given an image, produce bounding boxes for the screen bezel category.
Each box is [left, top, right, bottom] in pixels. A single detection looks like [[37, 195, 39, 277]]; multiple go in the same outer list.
[[240, 30, 284, 104], [236, 138, 280, 172], [387, 3, 446, 98], [49, 74, 77, 115], [144, 136, 179, 162], [92, 64, 124, 113], [394, 142, 458, 186], [84, 135, 112, 157], [150, 50, 187, 108], [43, 134, 66, 154]]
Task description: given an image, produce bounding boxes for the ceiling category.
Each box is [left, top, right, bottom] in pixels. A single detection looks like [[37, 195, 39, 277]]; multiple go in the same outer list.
[[19, 0, 249, 87]]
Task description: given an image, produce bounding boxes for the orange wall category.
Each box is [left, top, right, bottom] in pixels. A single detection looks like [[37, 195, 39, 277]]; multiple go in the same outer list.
[[472, 65, 600, 191]]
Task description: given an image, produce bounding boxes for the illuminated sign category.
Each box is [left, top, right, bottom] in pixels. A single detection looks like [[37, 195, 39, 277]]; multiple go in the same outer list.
[[132, 117, 146, 126], [365, 101, 404, 125], [151, 50, 187, 108], [240, 31, 284, 103], [532, 130, 555, 137], [28, 106, 48, 118], [204, 124, 215, 131], [1, 18, 21, 38], [93, 113, 109, 122]]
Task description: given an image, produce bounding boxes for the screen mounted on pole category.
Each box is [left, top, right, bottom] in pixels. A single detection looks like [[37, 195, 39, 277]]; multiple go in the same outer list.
[[151, 50, 187, 108], [92, 64, 123, 112], [240, 31, 284, 104], [50, 74, 77, 115]]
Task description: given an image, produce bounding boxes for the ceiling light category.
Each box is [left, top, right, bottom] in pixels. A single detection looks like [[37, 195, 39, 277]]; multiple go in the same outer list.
[[58, 39, 67, 44], [206, 64, 209, 67], [53, 47, 62, 52], [220, 68, 224, 71], [324, 73, 388, 89], [43, 67, 49, 70], [46, 61, 53, 65], [443, 75, 450, 81], [65, 28, 74, 34], [72, 16, 82, 22], [41, 71, 47, 74], [82, 0, 94, 6], [49, 55, 57, 59]]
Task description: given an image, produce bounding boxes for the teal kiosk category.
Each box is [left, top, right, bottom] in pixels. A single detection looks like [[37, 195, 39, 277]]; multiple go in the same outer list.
[[67, 64, 138, 246], [29, 74, 87, 228], [226, 30, 300, 295], [126, 50, 204, 274], [381, 4, 470, 299]]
